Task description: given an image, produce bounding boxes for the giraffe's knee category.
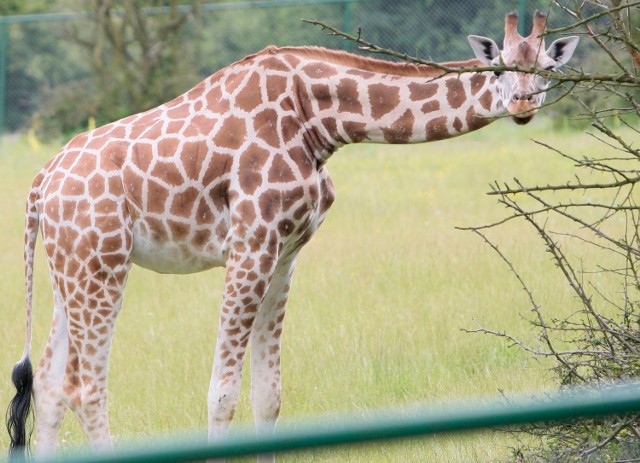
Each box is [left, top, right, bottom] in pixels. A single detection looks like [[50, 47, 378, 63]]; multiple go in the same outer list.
[[33, 371, 62, 413], [64, 380, 104, 412], [60, 369, 111, 446], [60, 358, 105, 413], [32, 355, 66, 412], [208, 386, 241, 423]]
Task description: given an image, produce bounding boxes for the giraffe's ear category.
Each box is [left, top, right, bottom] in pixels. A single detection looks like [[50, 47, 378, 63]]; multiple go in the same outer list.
[[468, 35, 500, 65], [546, 36, 579, 66]]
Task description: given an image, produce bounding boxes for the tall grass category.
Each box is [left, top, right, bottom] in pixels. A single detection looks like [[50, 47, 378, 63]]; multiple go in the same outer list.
[[0, 119, 625, 461]]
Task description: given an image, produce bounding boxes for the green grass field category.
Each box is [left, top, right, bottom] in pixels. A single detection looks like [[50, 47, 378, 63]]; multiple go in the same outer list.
[[0, 119, 627, 461]]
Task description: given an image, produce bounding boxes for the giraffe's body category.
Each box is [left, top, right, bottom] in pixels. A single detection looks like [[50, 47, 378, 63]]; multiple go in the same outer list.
[[8, 12, 578, 461], [39, 47, 497, 276]]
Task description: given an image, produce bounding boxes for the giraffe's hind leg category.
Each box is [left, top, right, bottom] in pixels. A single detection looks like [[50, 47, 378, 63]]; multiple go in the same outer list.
[[60, 244, 131, 452], [34, 265, 130, 455], [33, 292, 70, 458], [64, 296, 125, 452], [38, 187, 133, 453]]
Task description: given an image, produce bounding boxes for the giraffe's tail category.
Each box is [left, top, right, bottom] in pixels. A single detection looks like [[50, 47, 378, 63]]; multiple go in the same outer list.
[[7, 358, 33, 455], [7, 180, 41, 456]]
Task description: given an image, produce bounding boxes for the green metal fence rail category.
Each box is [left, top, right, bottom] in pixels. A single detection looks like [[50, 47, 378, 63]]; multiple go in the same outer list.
[[8, 383, 639, 463]]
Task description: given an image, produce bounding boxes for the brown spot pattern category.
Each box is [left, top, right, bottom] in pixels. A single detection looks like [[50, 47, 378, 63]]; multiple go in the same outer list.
[[382, 109, 414, 144], [408, 82, 438, 101], [28, 45, 512, 449], [254, 109, 280, 148], [236, 200, 257, 225], [258, 189, 282, 222], [311, 84, 333, 111], [426, 116, 449, 140], [201, 153, 232, 185], [132, 143, 153, 172], [170, 187, 199, 218], [336, 78, 363, 115], [346, 69, 375, 79], [302, 63, 338, 79], [181, 142, 206, 181], [466, 106, 492, 131], [479, 90, 493, 111], [446, 78, 466, 109], [281, 115, 302, 144], [343, 121, 368, 143], [368, 83, 399, 120], [288, 147, 313, 178], [235, 73, 262, 112], [238, 144, 269, 194], [214, 116, 247, 150], [260, 56, 290, 72], [225, 72, 245, 94], [266, 75, 287, 102], [421, 100, 440, 113], [268, 154, 296, 183], [469, 74, 486, 96], [146, 180, 169, 213]]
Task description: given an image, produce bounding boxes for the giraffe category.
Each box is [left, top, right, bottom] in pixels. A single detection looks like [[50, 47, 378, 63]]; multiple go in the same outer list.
[[7, 11, 577, 461]]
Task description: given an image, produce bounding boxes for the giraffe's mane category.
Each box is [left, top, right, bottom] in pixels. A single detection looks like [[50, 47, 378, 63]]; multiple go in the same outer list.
[[253, 45, 482, 77]]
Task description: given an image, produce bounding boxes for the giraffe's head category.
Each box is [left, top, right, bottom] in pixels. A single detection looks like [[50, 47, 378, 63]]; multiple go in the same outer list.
[[468, 12, 579, 125]]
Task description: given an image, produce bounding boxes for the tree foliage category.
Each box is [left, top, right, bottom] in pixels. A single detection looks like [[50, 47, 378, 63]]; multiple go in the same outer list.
[[34, 0, 201, 136]]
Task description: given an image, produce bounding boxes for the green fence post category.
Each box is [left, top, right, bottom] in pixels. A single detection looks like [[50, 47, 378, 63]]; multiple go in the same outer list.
[[0, 18, 8, 139], [342, 0, 354, 51], [518, 0, 526, 35]]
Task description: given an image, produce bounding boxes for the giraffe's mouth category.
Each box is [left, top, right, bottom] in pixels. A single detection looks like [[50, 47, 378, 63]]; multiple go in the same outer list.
[[508, 100, 538, 125], [512, 114, 534, 125]]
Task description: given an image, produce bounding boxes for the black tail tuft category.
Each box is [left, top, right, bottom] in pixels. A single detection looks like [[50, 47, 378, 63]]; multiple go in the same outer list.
[[6, 357, 33, 457]]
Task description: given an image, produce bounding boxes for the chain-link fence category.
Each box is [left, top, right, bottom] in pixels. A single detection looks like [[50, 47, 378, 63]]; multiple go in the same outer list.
[[1, 0, 558, 136]]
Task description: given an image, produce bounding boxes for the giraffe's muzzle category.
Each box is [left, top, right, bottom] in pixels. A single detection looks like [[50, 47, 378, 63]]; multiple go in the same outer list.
[[508, 98, 538, 125]]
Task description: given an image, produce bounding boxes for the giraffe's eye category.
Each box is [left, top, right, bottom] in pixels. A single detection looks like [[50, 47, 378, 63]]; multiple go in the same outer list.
[[493, 70, 503, 78], [544, 65, 555, 71]]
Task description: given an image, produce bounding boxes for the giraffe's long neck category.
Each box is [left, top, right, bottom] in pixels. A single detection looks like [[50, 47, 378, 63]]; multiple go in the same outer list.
[[284, 48, 505, 161]]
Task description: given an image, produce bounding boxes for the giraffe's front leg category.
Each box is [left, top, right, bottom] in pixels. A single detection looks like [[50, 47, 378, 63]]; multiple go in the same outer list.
[[207, 241, 278, 441], [250, 259, 296, 430], [249, 256, 297, 463]]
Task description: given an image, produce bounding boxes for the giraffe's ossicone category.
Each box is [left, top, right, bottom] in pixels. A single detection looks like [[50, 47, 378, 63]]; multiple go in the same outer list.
[[7, 11, 577, 462]]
